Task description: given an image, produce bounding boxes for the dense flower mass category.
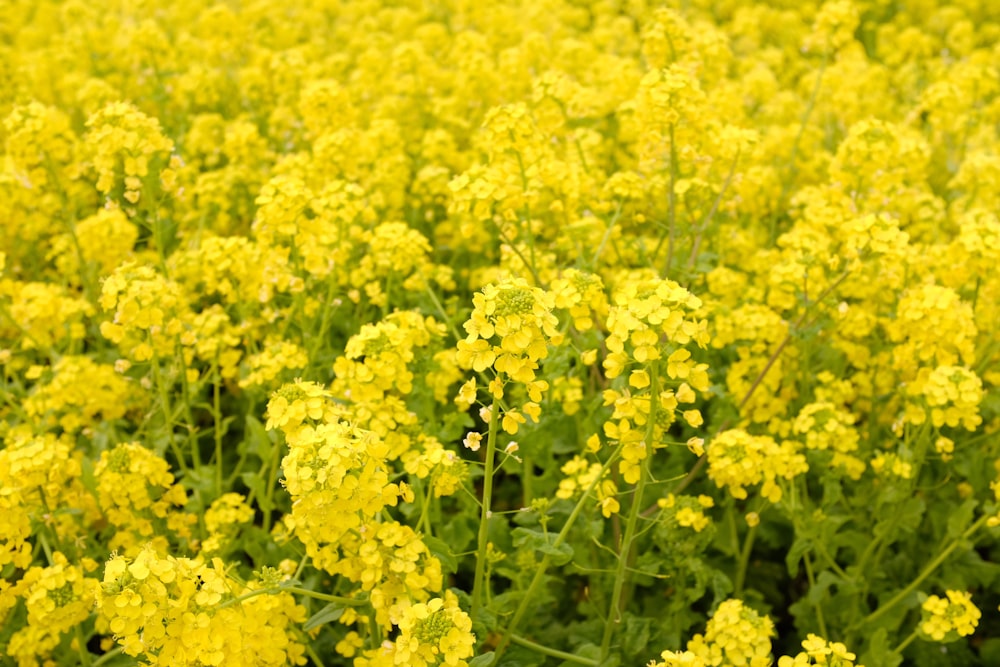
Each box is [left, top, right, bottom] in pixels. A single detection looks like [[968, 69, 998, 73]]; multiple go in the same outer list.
[[2, 0, 1000, 665]]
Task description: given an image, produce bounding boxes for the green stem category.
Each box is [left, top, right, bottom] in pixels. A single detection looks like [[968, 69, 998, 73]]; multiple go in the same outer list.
[[416, 477, 433, 535], [261, 431, 283, 533], [734, 523, 758, 597], [307, 275, 340, 366], [213, 363, 223, 496], [423, 277, 463, 342], [495, 224, 545, 287], [600, 367, 659, 660], [493, 443, 625, 664], [509, 634, 599, 666], [892, 629, 919, 655], [514, 149, 538, 278], [862, 514, 990, 626], [471, 398, 501, 618], [74, 625, 93, 667], [176, 343, 201, 470], [150, 345, 190, 475], [218, 585, 369, 610], [281, 586, 369, 605], [368, 612, 383, 646], [305, 644, 327, 667], [685, 147, 741, 277], [91, 648, 123, 667], [522, 455, 534, 506], [804, 554, 828, 639], [591, 202, 623, 268]]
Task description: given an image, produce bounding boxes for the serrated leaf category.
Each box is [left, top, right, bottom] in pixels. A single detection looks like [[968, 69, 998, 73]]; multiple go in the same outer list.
[[303, 603, 345, 631], [440, 514, 477, 553], [859, 627, 903, 667], [511, 527, 573, 566], [622, 614, 651, 656], [423, 534, 459, 574], [946, 499, 978, 539]]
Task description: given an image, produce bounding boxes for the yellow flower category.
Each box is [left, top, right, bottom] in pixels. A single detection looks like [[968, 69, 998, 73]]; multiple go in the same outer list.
[[920, 590, 981, 642]]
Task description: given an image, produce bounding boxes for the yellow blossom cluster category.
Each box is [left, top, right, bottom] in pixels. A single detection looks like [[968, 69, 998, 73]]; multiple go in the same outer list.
[[654, 599, 775, 667], [4, 552, 100, 667], [96, 545, 307, 665], [601, 277, 710, 483], [707, 429, 808, 503], [919, 590, 982, 642], [93, 442, 193, 552], [777, 634, 864, 667], [457, 278, 561, 434]]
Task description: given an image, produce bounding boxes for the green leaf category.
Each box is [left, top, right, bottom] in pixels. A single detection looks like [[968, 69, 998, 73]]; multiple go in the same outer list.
[[423, 534, 459, 574], [946, 499, 978, 539], [807, 570, 842, 605], [497, 644, 546, 667], [242, 472, 273, 512], [511, 528, 574, 566], [979, 638, 1000, 665], [303, 603, 345, 631], [785, 536, 812, 577], [469, 653, 495, 667], [438, 411, 475, 443], [440, 514, 477, 553], [860, 628, 903, 667], [243, 415, 273, 461], [622, 614, 651, 657]]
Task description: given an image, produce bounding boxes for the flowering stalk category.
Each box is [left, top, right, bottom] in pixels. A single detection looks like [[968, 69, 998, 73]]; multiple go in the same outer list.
[[600, 366, 658, 660], [471, 398, 500, 618], [492, 443, 624, 663], [860, 514, 989, 626]]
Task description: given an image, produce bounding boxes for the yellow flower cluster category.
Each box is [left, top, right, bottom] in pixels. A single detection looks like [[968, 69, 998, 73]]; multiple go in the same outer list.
[[356, 592, 475, 667], [332, 311, 456, 457], [0, 431, 97, 570], [457, 278, 560, 433], [550, 269, 610, 332], [919, 590, 982, 642], [4, 552, 100, 667], [0, 280, 91, 351], [267, 382, 453, 634], [556, 455, 619, 518], [793, 401, 864, 479], [83, 101, 177, 207], [275, 414, 402, 572], [23, 355, 141, 433], [201, 493, 254, 555], [93, 442, 193, 552], [706, 429, 809, 503], [777, 634, 864, 667], [654, 599, 775, 667], [905, 365, 984, 431], [657, 494, 715, 534], [601, 277, 710, 483], [707, 430, 808, 503], [96, 545, 307, 665], [401, 434, 466, 499], [99, 262, 190, 362]]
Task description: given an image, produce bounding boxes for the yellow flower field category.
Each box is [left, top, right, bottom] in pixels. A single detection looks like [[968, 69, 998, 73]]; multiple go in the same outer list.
[[2, 0, 1000, 665]]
